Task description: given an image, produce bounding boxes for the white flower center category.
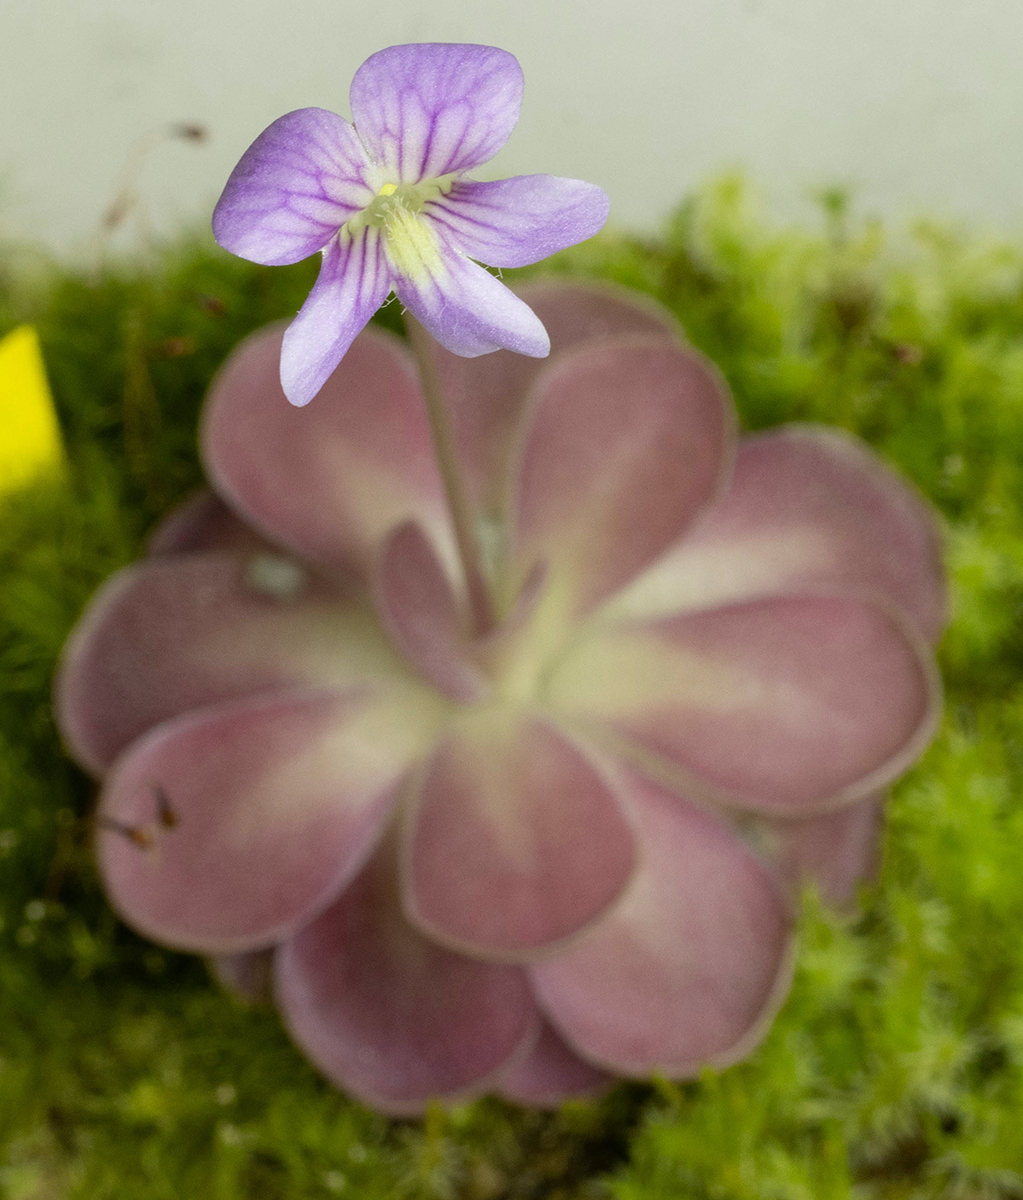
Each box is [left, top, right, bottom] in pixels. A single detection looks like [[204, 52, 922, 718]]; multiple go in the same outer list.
[[351, 177, 454, 280]]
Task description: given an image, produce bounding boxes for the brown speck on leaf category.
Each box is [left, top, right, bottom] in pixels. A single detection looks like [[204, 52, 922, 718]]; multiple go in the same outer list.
[[155, 785, 179, 829], [195, 293, 228, 317], [157, 336, 195, 358], [894, 342, 924, 364], [98, 817, 153, 849]]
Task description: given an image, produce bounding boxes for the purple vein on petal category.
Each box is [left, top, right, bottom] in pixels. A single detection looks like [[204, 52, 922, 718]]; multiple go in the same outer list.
[[425, 176, 610, 269], [394, 231, 550, 359], [280, 225, 392, 407], [350, 44, 524, 180], [213, 108, 374, 266]]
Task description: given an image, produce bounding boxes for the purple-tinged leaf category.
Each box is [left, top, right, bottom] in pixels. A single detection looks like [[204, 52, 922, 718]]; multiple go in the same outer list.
[[532, 769, 793, 1076], [431, 281, 682, 516], [609, 426, 946, 642], [146, 491, 270, 558], [768, 793, 883, 905], [55, 550, 413, 775], [402, 709, 636, 959], [508, 338, 733, 620], [276, 839, 539, 1114], [96, 689, 434, 954], [496, 1020, 611, 1107], [372, 520, 486, 702], [548, 593, 939, 816], [202, 324, 453, 580]]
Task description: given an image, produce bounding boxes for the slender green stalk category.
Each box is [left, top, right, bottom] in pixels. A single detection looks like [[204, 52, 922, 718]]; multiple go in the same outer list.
[[403, 312, 496, 636]]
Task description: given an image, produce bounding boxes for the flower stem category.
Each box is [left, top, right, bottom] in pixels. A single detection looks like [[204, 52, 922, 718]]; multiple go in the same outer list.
[[403, 312, 496, 636]]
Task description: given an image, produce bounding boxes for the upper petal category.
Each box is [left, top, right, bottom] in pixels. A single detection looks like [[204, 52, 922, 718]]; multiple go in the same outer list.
[[431, 281, 683, 517], [607, 426, 947, 643], [393, 237, 550, 358], [96, 688, 440, 954], [55, 548, 415, 776], [506, 338, 734, 622], [202, 323, 453, 580], [279, 225, 392, 406], [275, 837, 539, 1114], [350, 44, 523, 180], [425, 175, 610, 269], [532, 768, 794, 1077], [546, 593, 939, 816], [213, 108, 374, 266], [401, 707, 637, 960]]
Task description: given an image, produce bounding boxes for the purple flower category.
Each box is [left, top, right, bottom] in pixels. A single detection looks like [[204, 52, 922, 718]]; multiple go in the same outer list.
[[212, 43, 610, 406], [56, 284, 944, 1114]]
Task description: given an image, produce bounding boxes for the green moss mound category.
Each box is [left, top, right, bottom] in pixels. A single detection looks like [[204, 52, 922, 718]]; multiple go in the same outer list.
[[5, 179, 1023, 1197]]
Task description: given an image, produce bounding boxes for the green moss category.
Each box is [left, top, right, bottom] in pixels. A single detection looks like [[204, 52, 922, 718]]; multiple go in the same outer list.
[[5, 179, 1023, 1195]]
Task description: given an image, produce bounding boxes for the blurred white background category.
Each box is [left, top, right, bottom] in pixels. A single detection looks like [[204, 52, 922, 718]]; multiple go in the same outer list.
[[1, 0, 1020, 257]]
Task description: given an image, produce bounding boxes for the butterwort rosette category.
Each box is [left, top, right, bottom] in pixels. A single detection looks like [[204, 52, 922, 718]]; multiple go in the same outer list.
[[213, 43, 610, 406], [56, 283, 945, 1113]]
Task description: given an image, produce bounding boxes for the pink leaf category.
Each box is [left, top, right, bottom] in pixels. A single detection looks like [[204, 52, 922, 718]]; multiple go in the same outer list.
[[533, 769, 794, 1076], [276, 839, 539, 1113], [402, 710, 636, 958]]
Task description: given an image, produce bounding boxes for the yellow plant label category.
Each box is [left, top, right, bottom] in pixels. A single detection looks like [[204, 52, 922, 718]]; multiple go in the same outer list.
[[0, 325, 64, 493]]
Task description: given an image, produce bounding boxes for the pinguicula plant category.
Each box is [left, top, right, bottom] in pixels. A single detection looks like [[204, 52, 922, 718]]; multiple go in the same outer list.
[[55, 44, 945, 1114]]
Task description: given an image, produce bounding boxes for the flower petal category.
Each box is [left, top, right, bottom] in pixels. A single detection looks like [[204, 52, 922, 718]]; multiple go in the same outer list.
[[275, 839, 539, 1114], [532, 769, 794, 1077], [213, 108, 374, 266], [96, 689, 438, 953], [495, 1020, 611, 1107], [767, 793, 883, 905], [608, 426, 946, 643], [426, 175, 609, 269], [402, 708, 636, 960], [394, 239, 550, 358], [372, 520, 487, 702], [56, 550, 416, 775], [547, 593, 939, 816], [202, 323, 453, 579], [350, 44, 523, 180], [431, 281, 682, 516], [507, 339, 733, 621], [279, 225, 392, 406]]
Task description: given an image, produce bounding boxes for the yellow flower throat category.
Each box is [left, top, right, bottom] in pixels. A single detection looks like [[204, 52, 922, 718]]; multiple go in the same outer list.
[[351, 177, 454, 280]]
